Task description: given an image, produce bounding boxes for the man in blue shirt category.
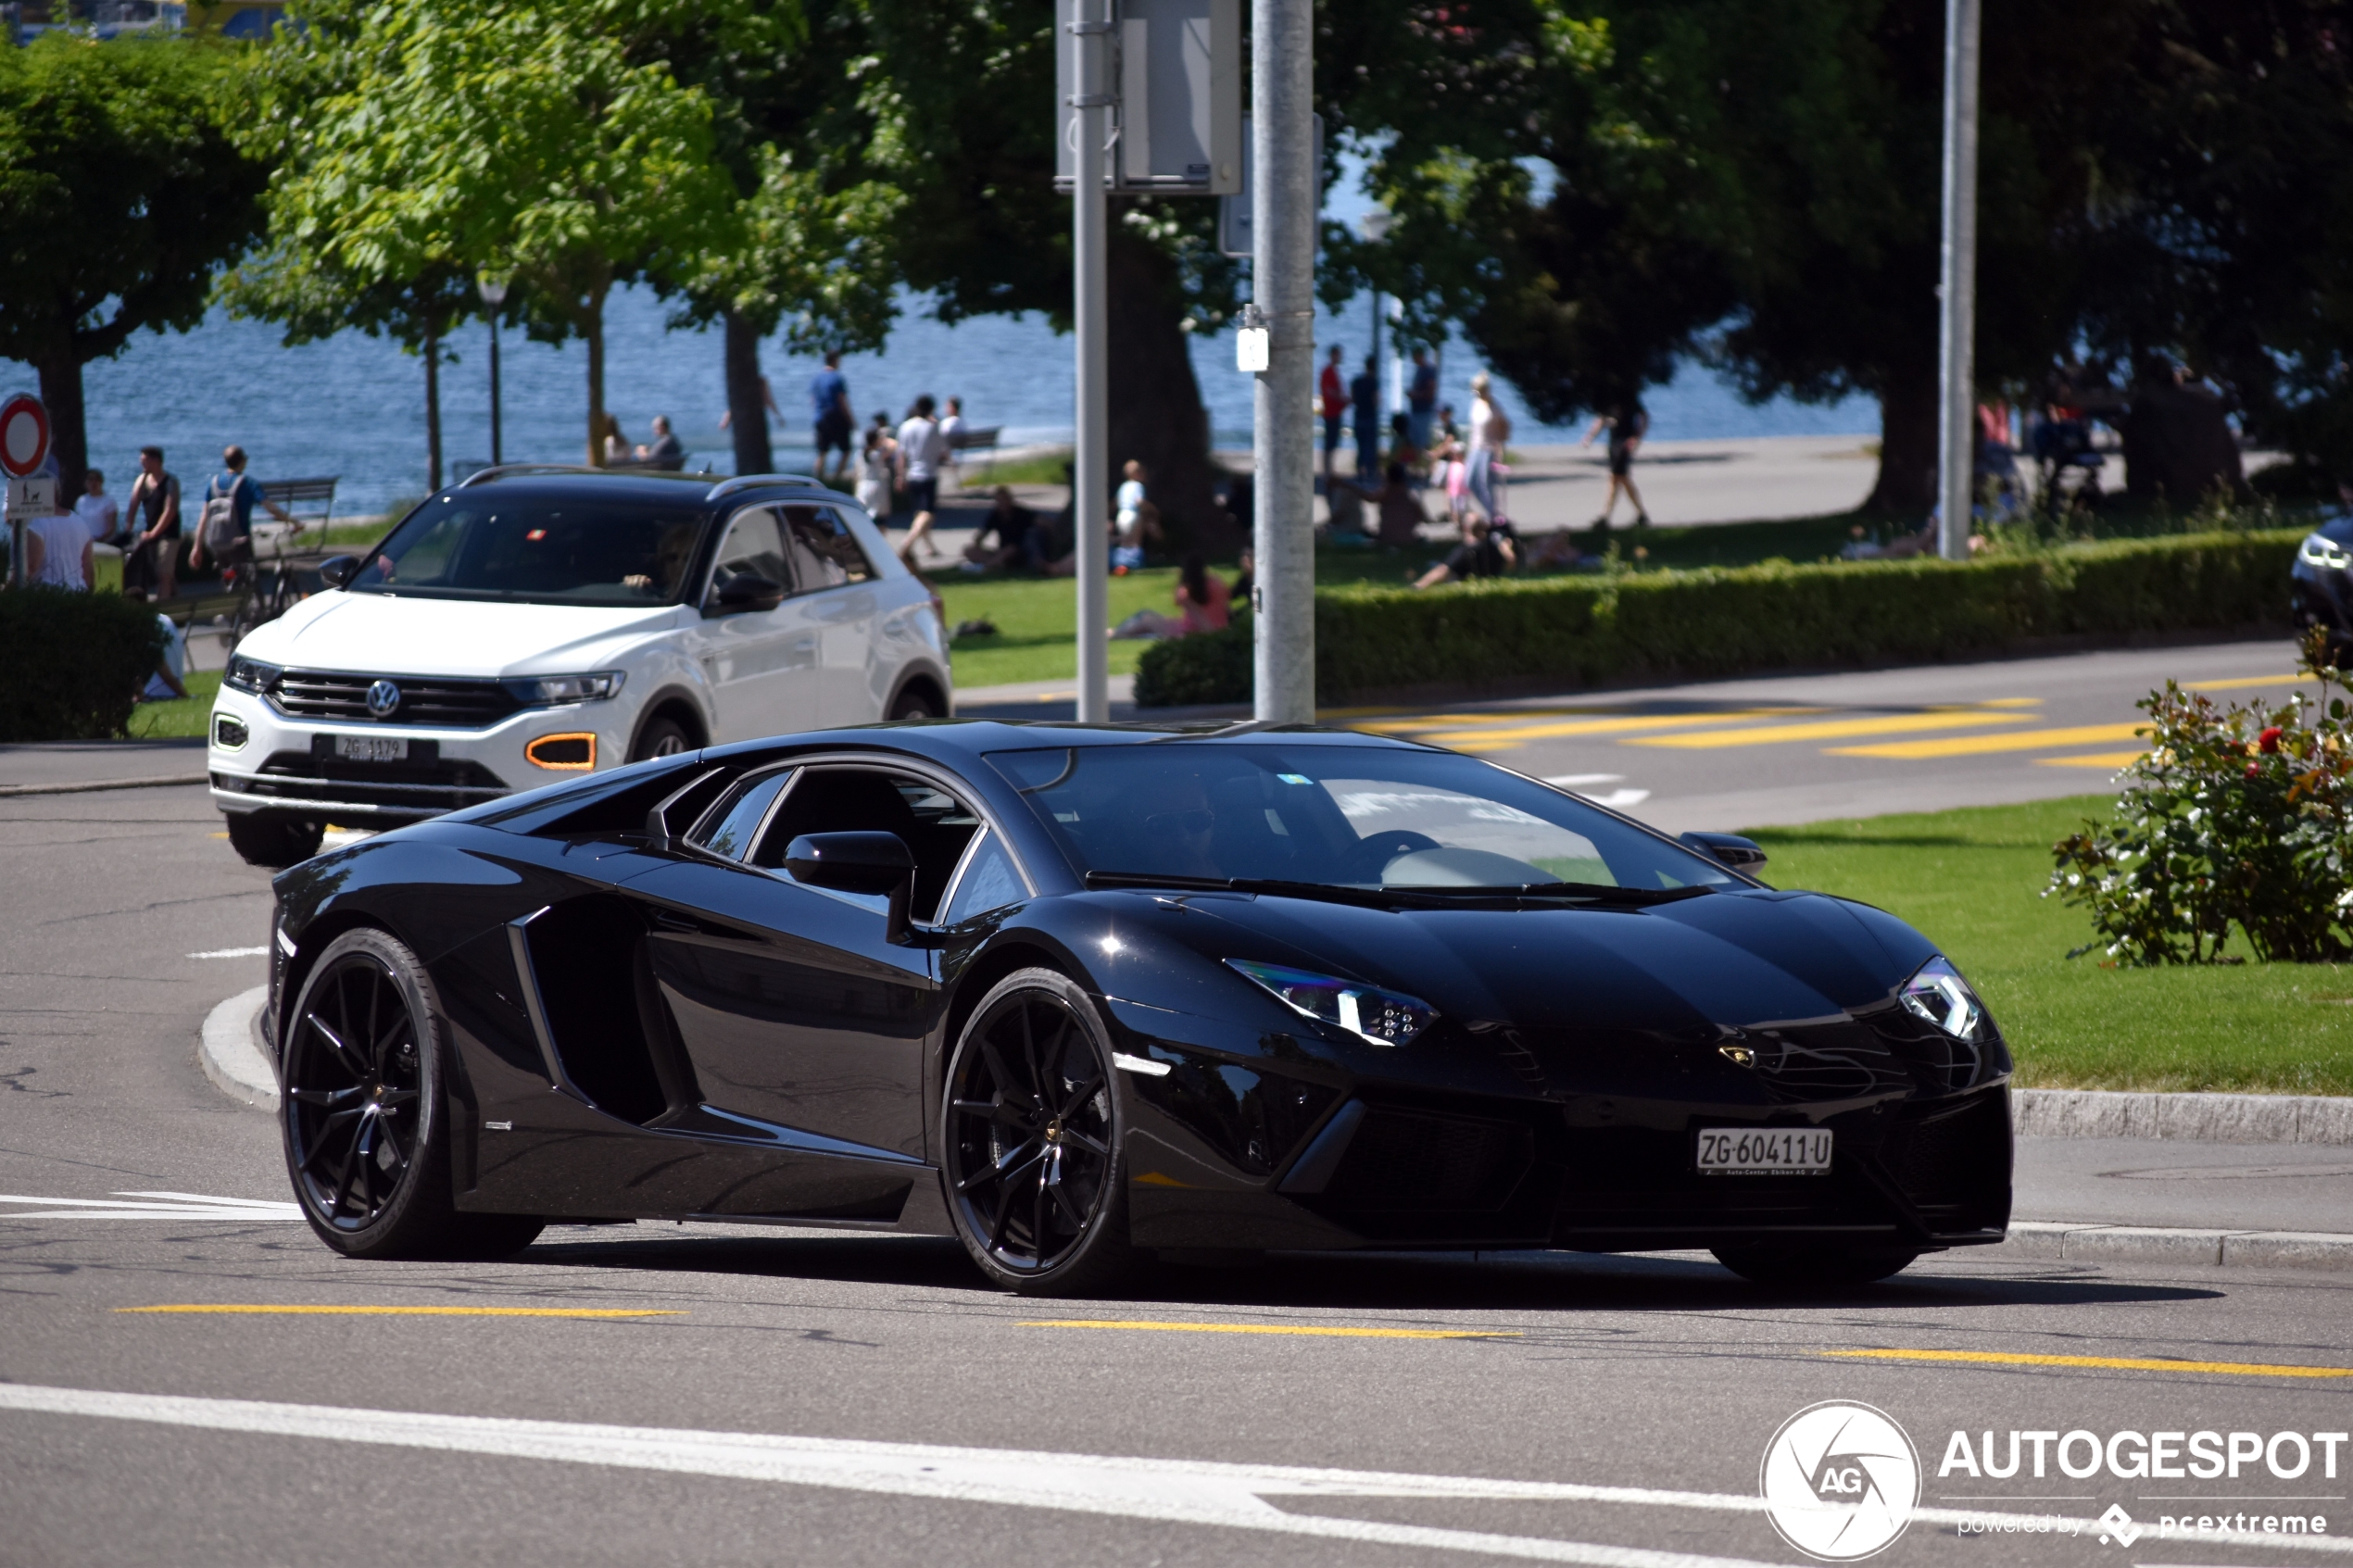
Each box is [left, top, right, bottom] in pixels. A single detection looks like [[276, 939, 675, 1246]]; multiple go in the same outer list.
[[193, 445, 297, 581], [810, 351, 853, 484], [1407, 348, 1438, 452]]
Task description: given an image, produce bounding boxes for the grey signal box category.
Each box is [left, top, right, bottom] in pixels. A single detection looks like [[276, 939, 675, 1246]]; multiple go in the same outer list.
[[1217, 112, 1323, 257], [1056, 0, 1240, 195]]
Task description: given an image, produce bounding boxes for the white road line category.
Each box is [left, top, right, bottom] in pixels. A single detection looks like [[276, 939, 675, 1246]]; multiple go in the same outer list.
[[0, 1386, 2344, 1561], [187, 947, 270, 960], [1544, 774, 1625, 787], [1543, 776, 1652, 809], [0, 1192, 300, 1222]]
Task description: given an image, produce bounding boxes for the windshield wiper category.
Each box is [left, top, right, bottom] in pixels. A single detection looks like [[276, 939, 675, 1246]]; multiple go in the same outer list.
[[1080, 872, 1713, 909]]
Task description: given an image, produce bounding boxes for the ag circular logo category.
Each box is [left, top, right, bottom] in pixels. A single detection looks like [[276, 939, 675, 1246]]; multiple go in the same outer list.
[[365, 680, 402, 718], [1759, 1400, 1920, 1561]]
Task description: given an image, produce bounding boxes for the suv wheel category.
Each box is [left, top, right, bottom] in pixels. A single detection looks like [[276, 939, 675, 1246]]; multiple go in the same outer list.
[[889, 687, 941, 721], [631, 714, 693, 762], [225, 811, 324, 869]]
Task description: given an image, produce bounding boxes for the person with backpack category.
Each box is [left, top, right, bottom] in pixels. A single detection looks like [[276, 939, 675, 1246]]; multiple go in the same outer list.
[[192, 445, 299, 584]]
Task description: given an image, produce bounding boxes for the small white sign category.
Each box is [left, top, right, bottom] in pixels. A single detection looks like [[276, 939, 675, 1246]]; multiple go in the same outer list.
[[6, 475, 57, 518], [1235, 326, 1269, 373]]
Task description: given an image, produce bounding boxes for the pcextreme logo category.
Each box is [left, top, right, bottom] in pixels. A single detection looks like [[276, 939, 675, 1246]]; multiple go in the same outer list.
[[1760, 1401, 1923, 1561]]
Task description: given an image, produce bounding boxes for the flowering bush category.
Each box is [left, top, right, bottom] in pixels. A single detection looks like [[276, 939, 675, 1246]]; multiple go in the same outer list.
[[2047, 631, 2353, 963]]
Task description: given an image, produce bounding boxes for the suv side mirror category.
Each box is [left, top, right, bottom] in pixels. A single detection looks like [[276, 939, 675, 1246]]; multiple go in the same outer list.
[[318, 554, 362, 588], [707, 572, 785, 616], [785, 831, 916, 941], [1680, 831, 1768, 873]]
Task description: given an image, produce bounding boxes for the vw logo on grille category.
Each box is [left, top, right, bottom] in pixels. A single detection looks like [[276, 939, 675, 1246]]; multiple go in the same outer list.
[[364, 679, 402, 719]]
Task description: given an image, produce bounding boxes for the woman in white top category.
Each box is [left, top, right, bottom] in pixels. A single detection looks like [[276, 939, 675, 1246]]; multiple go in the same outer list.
[[856, 422, 898, 520], [1465, 372, 1512, 525]]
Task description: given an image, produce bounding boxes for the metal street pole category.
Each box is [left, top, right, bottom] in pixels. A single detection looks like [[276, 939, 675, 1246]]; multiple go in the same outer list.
[[1252, 0, 1315, 723], [1935, 0, 1981, 561], [1070, 0, 1112, 724], [479, 275, 510, 470]]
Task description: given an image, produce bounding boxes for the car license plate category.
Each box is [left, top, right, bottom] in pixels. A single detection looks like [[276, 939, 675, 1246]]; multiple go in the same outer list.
[[333, 734, 408, 763], [1695, 1127, 1832, 1175]]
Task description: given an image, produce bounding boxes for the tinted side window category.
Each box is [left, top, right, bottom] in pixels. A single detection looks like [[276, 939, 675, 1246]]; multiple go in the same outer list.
[[942, 832, 1026, 925], [782, 505, 878, 592], [708, 510, 789, 606], [693, 767, 797, 860], [752, 767, 980, 922]]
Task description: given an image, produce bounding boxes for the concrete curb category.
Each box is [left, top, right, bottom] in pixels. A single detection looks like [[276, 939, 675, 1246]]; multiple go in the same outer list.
[[0, 773, 208, 797], [198, 985, 276, 1111], [1998, 1220, 2353, 1272], [2013, 1088, 2353, 1145]]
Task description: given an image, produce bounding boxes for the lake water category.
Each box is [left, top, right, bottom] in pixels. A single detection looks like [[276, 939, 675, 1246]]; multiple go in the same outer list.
[[4, 284, 1878, 517]]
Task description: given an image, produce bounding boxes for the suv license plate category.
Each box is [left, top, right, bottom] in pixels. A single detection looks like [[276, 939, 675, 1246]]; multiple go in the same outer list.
[[333, 734, 408, 763], [1695, 1127, 1832, 1175]]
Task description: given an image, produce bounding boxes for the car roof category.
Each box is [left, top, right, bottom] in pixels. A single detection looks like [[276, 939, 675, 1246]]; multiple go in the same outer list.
[[438, 467, 842, 511], [702, 720, 1439, 772]]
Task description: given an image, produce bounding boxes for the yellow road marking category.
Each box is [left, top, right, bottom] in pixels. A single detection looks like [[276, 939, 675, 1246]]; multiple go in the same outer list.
[[1022, 1319, 1516, 1340], [118, 1305, 680, 1319], [1825, 721, 2145, 759], [1406, 708, 1831, 750], [1825, 1348, 2353, 1380], [1624, 706, 2037, 750], [2186, 673, 2309, 691], [2033, 751, 2146, 769]]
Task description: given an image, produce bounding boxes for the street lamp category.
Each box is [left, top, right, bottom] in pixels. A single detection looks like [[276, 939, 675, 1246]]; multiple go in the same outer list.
[[477, 273, 509, 468], [1357, 207, 1394, 414]]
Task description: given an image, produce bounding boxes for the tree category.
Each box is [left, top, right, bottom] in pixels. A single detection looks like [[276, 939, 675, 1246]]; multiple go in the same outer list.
[[0, 33, 266, 495]]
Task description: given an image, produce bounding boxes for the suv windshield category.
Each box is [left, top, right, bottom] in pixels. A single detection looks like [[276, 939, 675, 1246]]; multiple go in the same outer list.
[[988, 744, 1739, 893], [346, 495, 709, 607]]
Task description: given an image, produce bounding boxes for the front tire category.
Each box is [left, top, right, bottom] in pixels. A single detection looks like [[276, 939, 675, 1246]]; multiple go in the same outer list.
[[225, 810, 324, 869], [942, 968, 1134, 1296], [281, 928, 542, 1261], [630, 713, 694, 762], [1712, 1244, 1920, 1290], [888, 686, 942, 721]]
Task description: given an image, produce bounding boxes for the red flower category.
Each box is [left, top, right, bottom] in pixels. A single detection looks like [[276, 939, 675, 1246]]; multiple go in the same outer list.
[[2259, 726, 2284, 753], [2246, 760, 2262, 778]]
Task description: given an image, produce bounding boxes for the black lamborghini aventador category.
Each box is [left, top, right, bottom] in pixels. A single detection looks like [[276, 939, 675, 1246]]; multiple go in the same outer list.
[[264, 721, 2012, 1294]]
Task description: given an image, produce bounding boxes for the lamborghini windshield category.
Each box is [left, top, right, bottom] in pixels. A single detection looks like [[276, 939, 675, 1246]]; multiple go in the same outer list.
[[345, 495, 708, 606], [988, 744, 1739, 893]]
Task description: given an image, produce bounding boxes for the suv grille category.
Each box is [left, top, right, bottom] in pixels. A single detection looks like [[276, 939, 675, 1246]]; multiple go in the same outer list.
[[270, 671, 522, 728]]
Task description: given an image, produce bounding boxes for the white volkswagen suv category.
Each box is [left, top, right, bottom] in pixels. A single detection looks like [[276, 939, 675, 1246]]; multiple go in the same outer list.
[[208, 468, 952, 866]]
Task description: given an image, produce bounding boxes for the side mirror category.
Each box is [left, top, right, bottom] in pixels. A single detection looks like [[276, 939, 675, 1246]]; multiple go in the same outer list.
[[1681, 831, 1768, 873], [785, 831, 915, 941], [707, 572, 785, 616], [318, 554, 362, 588]]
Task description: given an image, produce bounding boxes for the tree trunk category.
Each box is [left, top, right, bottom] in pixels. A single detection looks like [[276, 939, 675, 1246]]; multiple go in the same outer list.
[[422, 319, 443, 492], [32, 349, 86, 501], [724, 308, 774, 478], [1106, 224, 1241, 556], [585, 276, 611, 468], [1866, 366, 1940, 515]]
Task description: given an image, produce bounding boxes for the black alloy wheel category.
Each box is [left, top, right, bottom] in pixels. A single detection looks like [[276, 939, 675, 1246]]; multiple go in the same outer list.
[[631, 714, 693, 762], [1711, 1244, 1920, 1290], [942, 969, 1132, 1295], [281, 928, 542, 1260]]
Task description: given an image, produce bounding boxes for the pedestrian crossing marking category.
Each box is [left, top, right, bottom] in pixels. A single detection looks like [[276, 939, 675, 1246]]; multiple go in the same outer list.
[[1623, 705, 2038, 750], [2186, 673, 2309, 691], [1399, 707, 1832, 751], [1826, 721, 2145, 759], [2032, 751, 2146, 768]]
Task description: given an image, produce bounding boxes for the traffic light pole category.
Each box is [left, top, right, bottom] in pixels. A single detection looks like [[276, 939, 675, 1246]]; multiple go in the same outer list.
[[1935, 0, 1980, 561], [1251, 0, 1315, 723], [1070, 0, 1113, 724]]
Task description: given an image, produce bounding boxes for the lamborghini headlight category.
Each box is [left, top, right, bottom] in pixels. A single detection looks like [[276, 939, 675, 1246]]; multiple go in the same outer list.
[[1226, 960, 1435, 1047], [1900, 955, 1986, 1040]]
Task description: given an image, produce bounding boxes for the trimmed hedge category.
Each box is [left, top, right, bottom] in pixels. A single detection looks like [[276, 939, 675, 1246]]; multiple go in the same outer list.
[[1133, 529, 2302, 707], [0, 588, 169, 741]]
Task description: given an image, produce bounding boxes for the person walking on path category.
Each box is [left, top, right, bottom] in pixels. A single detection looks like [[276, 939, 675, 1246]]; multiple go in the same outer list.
[[1581, 396, 1651, 528], [811, 352, 854, 483], [1465, 373, 1512, 524], [1319, 345, 1348, 487], [1350, 355, 1383, 482], [123, 445, 182, 601], [1406, 348, 1439, 451], [1113, 459, 1149, 572], [192, 445, 298, 584], [894, 395, 950, 566], [855, 422, 898, 521]]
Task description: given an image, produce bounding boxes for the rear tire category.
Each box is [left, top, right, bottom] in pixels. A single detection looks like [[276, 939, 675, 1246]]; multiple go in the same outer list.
[[1712, 1244, 1920, 1289], [888, 686, 942, 721], [225, 810, 324, 869], [281, 927, 543, 1261], [630, 714, 694, 762]]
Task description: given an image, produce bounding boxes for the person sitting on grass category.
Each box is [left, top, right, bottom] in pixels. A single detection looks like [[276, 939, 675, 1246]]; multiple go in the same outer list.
[[122, 588, 191, 701], [962, 486, 1046, 573], [1112, 553, 1234, 639], [1331, 461, 1432, 548], [1413, 514, 1514, 590]]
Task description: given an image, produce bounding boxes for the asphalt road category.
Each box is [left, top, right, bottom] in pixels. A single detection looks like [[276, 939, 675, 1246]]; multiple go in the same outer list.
[[6, 709, 2352, 1568]]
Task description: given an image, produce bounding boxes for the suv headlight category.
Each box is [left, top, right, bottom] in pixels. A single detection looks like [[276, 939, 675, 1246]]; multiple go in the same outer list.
[[1900, 955, 1988, 1040], [223, 655, 281, 694], [505, 671, 625, 707], [2300, 533, 2353, 571], [1226, 960, 1435, 1047]]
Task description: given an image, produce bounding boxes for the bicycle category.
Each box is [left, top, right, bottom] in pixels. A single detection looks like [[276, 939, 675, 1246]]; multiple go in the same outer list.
[[225, 522, 305, 655]]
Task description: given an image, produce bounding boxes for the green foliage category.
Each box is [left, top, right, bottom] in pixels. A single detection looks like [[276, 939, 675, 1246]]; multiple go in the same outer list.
[[2049, 633, 2353, 965], [0, 590, 167, 742], [1134, 623, 1252, 708], [0, 32, 267, 483], [1133, 529, 2302, 706]]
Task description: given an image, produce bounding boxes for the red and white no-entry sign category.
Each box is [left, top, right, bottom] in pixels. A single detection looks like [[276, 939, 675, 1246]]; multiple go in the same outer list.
[[0, 394, 51, 478]]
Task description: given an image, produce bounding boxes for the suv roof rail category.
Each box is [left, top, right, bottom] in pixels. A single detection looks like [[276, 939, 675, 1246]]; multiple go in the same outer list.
[[453, 463, 603, 488], [704, 472, 829, 503]]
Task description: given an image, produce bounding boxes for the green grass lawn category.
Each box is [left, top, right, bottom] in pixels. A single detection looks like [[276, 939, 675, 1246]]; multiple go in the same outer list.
[[127, 669, 220, 740], [938, 566, 1194, 689], [1742, 796, 2353, 1096]]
